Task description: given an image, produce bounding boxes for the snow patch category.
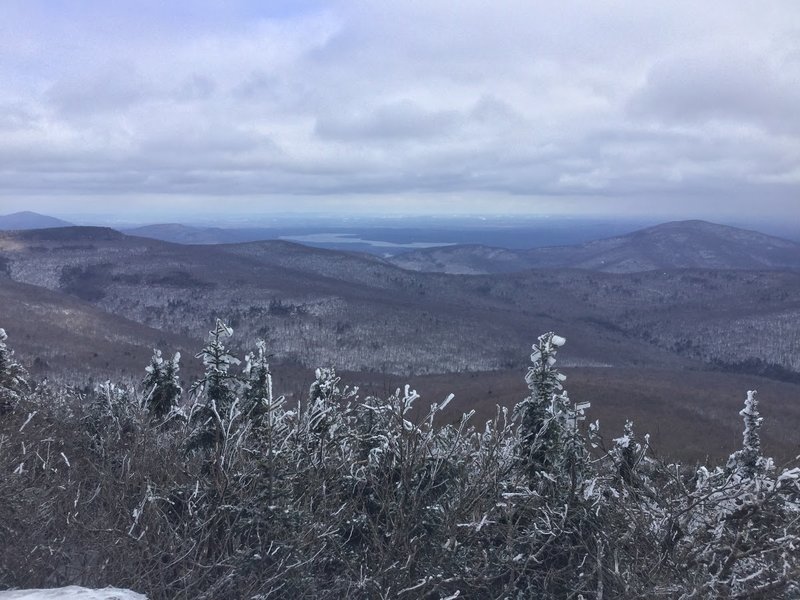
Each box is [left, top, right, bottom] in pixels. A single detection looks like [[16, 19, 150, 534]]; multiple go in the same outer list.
[[0, 588, 146, 600]]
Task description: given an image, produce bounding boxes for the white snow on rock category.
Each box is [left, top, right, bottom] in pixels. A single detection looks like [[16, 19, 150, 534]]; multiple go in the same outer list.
[[0, 587, 147, 600]]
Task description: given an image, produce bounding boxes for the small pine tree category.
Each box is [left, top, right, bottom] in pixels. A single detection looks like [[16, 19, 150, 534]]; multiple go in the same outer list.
[[0, 328, 29, 413], [726, 390, 769, 479], [244, 340, 289, 508], [305, 366, 342, 441], [143, 349, 182, 421], [191, 319, 241, 411], [514, 332, 583, 481], [187, 320, 242, 453], [84, 380, 138, 449], [685, 391, 797, 598], [611, 420, 646, 486], [308, 366, 340, 405], [243, 340, 276, 421], [296, 366, 356, 469]]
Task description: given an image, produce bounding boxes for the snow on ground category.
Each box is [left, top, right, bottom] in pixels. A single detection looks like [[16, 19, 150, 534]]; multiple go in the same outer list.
[[0, 587, 146, 600]]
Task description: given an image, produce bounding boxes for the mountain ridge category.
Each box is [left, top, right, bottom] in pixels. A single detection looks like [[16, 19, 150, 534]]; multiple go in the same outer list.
[[0, 278, 201, 379], [389, 219, 800, 274], [3, 223, 800, 379], [0, 225, 697, 375], [0, 211, 74, 230]]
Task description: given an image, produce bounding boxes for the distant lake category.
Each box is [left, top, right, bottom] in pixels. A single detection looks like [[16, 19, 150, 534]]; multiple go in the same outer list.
[[273, 220, 656, 255], [279, 233, 457, 249], [118, 218, 667, 254]]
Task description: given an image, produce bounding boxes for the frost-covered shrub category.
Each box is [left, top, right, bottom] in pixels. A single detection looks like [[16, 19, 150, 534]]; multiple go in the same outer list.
[[142, 349, 182, 422], [0, 328, 28, 413], [186, 319, 242, 454], [726, 390, 771, 479], [514, 332, 590, 492], [0, 323, 798, 599], [669, 391, 800, 599]]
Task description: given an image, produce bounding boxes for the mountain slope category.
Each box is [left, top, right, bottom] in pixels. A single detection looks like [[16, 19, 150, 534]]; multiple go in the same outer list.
[[0, 226, 691, 374], [0, 278, 200, 380], [0, 227, 800, 378], [390, 220, 800, 274], [0, 211, 73, 230], [121, 223, 260, 245], [2, 224, 800, 379]]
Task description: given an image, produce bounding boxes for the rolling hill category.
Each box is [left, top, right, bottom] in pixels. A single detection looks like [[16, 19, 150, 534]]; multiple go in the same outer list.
[[2, 222, 800, 462], [0, 278, 200, 381], [2, 224, 800, 380], [121, 223, 273, 245], [0, 211, 73, 230], [0, 226, 686, 375], [390, 220, 800, 274]]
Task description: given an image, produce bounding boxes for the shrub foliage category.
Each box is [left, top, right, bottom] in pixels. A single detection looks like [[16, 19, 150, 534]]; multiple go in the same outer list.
[[1, 327, 798, 599]]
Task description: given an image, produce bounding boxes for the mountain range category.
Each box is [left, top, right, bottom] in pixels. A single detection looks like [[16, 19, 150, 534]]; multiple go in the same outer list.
[[390, 220, 800, 274], [2, 220, 800, 378], [121, 223, 278, 245], [9, 213, 799, 274], [0, 226, 676, 374], [2, 216, 800, 459]]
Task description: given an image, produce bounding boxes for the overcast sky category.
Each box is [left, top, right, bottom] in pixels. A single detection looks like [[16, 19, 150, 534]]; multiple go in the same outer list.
[[1, 1, 799, 222]]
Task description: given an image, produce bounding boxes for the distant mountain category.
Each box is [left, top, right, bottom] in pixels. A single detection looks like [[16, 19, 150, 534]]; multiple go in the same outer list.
[[4, 225, 800, 381], [122, 223, 255, 245], [5, 225, 124, 243], [0, 226, 693, 375], [120, 219, 655, 256], [0, 211, 73, 230], [390, 220, 800, 274]]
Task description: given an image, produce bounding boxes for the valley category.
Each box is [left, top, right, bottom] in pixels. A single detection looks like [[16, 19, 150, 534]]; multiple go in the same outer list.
[[2, 222, 799, 377], [1, 218, 799, 460]]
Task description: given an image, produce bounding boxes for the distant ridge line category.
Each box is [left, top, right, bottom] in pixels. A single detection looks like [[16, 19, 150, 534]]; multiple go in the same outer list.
[[388, 219, 800, 274], [0, 211, 74, 230]]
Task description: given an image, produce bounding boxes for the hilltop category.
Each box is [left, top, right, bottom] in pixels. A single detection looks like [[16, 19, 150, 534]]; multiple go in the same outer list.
[[0, 211, 73, 230], [390, 220, 800, 274]]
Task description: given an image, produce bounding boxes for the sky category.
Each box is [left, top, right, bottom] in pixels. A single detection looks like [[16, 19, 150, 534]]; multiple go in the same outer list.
[[0, 1, 799, 223]]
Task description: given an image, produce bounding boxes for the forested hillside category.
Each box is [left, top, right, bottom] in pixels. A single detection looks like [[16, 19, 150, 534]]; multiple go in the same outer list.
[[3, 226, 800, 378], [1, 325, 798, 599]]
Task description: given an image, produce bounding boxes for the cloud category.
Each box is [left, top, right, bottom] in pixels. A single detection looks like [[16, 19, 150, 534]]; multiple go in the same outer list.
[[315, 100, 460, 141], [46, 62, 149, 117], [628, 50, 800, 134], [176, 74, 217, 102], [0, 1, 799, 220]]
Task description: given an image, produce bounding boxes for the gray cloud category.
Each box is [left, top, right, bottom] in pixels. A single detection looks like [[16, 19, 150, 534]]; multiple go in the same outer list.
[[629, 52, 800, 133], [0, 1, 799, 220], [46, 61, 150, 117], [315, 100, 461, 141], [0, 103, 38, 132], [176, 74, 217, 102]]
